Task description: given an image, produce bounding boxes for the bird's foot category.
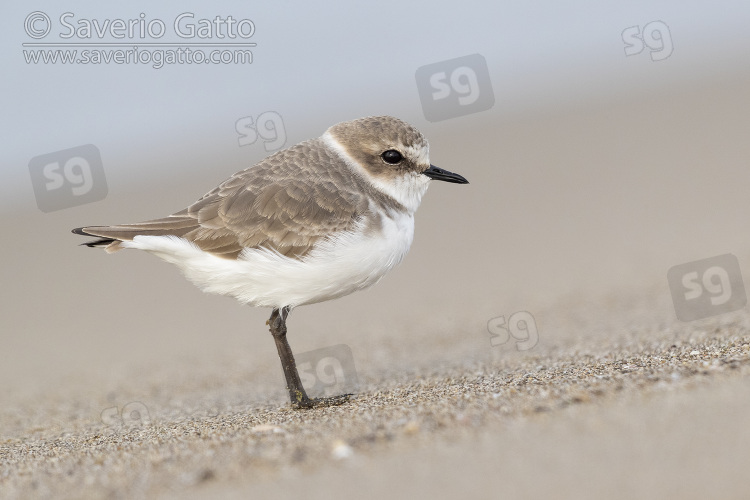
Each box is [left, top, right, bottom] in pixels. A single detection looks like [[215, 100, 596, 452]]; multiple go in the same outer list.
[[292, 393, 353, 410]]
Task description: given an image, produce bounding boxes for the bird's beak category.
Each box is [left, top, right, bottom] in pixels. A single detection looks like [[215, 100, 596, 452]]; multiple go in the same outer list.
[[422, 164, 469, 184]]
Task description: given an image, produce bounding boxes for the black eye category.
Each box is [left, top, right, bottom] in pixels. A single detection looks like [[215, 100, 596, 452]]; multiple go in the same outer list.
[[381, 150, 403, 164]]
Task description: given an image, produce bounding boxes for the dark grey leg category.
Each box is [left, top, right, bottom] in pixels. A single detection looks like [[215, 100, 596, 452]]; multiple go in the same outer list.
[[268, 307, 313, 408], [267, 307, 352, 409]]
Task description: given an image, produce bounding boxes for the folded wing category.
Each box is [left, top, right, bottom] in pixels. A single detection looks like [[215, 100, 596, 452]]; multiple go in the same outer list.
[[73, 140, 368, 259]]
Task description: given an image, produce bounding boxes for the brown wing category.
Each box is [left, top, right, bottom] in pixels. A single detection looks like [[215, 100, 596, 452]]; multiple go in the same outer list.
[[74, 139, 369, 259]]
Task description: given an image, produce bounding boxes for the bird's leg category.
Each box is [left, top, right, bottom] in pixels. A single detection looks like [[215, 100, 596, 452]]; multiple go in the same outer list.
[[268, 307, 314, 408], [266, 307, 352, 409]]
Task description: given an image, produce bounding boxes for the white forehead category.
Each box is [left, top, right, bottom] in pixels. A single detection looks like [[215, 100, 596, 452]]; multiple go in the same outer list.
[[403, 143, 430, 167]]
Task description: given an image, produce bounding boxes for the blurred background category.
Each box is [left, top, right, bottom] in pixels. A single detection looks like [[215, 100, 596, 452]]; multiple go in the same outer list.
[[2, 1, 750, 407]]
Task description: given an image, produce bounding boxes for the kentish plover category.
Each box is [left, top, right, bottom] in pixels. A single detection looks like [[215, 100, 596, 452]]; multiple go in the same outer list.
[[73, 116, 468, 408]]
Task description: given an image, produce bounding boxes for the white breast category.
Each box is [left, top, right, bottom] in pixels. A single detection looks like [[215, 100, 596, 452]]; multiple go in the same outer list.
[[122, 211, 416, 309]]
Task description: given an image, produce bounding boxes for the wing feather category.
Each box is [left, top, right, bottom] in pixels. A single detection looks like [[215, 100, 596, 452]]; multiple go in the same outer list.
[[74, 139, 369, 259]]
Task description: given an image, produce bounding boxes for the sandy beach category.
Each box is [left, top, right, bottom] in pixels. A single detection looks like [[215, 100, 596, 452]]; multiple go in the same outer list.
[[2, 279, 750, 499]]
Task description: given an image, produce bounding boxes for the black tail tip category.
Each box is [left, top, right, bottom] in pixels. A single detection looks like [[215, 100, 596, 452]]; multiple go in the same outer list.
[[73, 227, 115, 248]]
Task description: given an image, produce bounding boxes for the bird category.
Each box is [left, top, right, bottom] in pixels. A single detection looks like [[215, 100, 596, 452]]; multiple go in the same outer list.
[[73, 115, 469, 408]]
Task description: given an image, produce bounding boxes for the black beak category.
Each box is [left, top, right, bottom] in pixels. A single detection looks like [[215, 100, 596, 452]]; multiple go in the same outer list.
[[422, 165, 469, 184]]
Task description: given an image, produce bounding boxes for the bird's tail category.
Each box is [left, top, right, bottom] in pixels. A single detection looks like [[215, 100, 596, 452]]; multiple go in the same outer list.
[[72, 216, 198, 253]]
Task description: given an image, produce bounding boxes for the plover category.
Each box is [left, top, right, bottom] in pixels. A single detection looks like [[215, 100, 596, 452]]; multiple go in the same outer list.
[[73, 116, 468, 408]]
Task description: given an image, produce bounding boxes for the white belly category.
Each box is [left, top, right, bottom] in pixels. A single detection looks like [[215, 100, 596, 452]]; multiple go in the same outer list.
[[122, 212, 415, 309]]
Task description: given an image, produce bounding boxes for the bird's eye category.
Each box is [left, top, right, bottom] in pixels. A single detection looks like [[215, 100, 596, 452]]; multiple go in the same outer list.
[[381, 150, 403, 164]]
